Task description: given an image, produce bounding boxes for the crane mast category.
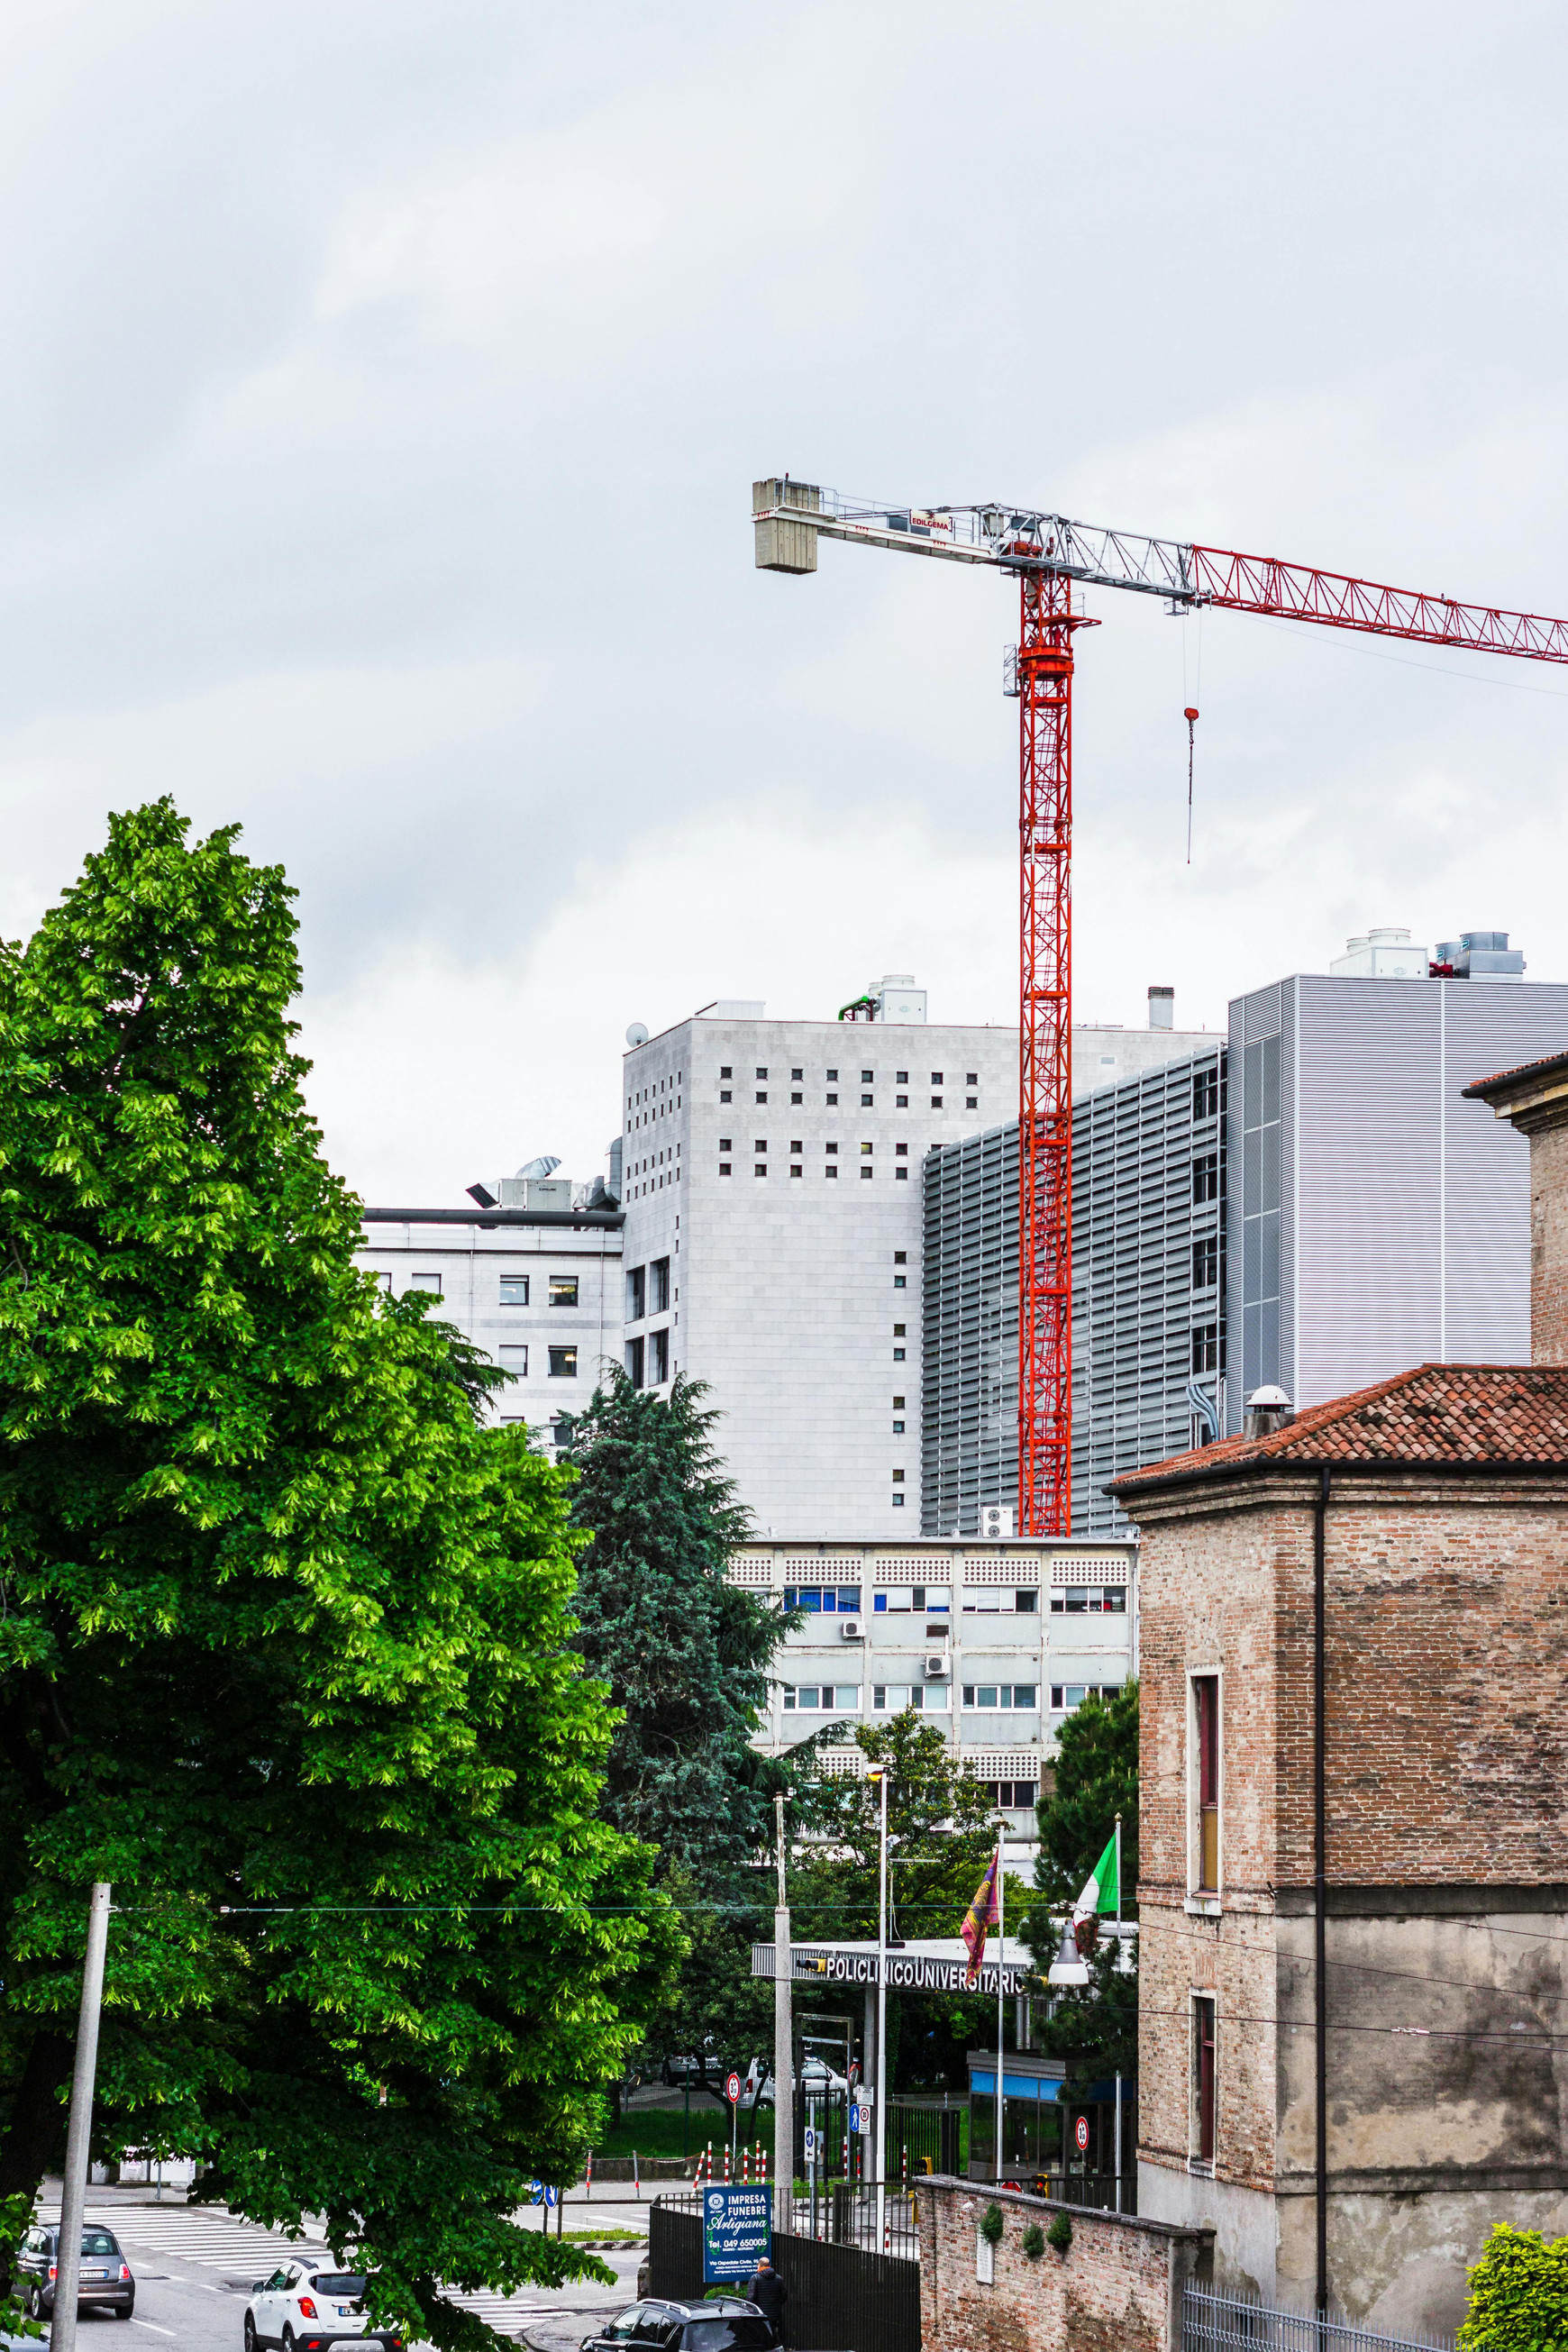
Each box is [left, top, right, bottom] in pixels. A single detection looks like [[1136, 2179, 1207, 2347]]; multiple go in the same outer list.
[[752, 477, 1568, 1535]]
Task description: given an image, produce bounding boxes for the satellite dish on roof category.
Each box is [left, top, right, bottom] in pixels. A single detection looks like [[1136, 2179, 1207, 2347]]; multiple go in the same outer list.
[[626, 1022, 650, 1047]]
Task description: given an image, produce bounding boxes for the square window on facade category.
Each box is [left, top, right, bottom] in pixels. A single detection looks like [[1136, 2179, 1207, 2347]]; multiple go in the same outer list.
[[790, 1140, 803, 1153], [894, 1274, 907, 1289], [720, 1089, 732, 1102], [792, 1068, 803, 1080], [826, 1067, 838, 1080], [891, 1493, 906, 1507], [370, 1268, 392, 1291], [861, 1093, 873, 1107], [499, 1345, 528, 1378], [966, 1097, 977, 1108], [861, 1167, 873, 1180], [550, 1345, 579, 1380], [756, 1090, 768, 1103], [719, 1162, 732, 1176], [791, 1092, 803, 1104], [755, 1164, 768, 1177], [931, 1095, 943, 1108], [826, 1091, 839, 1105], [755, 1140, 768, 1153], [931, 1072, 944, 1084], [892, 1418, 905, 1433], [893, 1395, 905, 1408], [893, 1345, 905, 1360], [896, 1070, 908, 1083], [825, 1165, 838, 1178], [894, 1251, 907, 1263], [895, 1167, 907, 1178], [720, 1138, 732, 1151], [498, 1274, 530, 1307], [895, 1143, 907, 1156], [756, 1067, 768, 1080], [861, 1070, 873, 1082], [409, 1272, 442, 1295], [967, 1072, 978, 1085], [861, 1141, 873, 1155], [790, 1163, 803, 1176], [893, 1323, 906, 1336], [896, 1093, 908, 1108], [549, 1277, 579, 1308], [720, 1066, 733, 1079]]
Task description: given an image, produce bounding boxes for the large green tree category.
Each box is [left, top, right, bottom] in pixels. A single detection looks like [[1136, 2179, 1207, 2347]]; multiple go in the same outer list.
[[1024, 1684, 1139, 2080], [0, 802, 675, 2347]]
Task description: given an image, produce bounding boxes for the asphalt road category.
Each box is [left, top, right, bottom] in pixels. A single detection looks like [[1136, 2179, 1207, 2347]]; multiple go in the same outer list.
[[16, 2193, 649, 2352]]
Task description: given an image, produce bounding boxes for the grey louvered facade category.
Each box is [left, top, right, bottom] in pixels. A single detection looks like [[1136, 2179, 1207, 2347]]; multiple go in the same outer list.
[[923, 1044, 1225, 1540], [924, 968, 1568, 1527]]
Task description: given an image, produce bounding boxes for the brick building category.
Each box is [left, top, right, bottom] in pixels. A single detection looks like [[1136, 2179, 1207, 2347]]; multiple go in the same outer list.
[[1111, 1363, 1568, 2338], [1464, 1046, 1568, 1364]]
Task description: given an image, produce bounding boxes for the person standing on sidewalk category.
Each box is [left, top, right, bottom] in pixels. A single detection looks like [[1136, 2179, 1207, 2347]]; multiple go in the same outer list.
[[743, 2256, 786, 2345]]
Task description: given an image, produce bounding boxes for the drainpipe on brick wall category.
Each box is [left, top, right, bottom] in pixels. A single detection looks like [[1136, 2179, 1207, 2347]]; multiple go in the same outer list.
[[1313, 1466, 1331, 2318]]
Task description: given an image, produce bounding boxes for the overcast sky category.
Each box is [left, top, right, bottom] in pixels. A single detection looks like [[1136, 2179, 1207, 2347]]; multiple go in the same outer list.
[[6, 0, 1568, 1202]]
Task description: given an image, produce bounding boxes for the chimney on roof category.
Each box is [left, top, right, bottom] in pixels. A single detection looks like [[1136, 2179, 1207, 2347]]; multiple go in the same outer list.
[[1148, 986, 1174, 1031], [1462, 1053, 1568, 1363], [1244, 1384, 1294, 1439]]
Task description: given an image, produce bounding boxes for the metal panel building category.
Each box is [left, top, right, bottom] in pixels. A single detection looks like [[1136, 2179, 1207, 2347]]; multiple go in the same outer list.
[[1226, 971, 1568, 1429]]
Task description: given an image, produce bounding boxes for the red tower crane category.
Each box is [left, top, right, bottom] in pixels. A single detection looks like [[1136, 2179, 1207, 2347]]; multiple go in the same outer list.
[[752, 479, 1568, 1534]]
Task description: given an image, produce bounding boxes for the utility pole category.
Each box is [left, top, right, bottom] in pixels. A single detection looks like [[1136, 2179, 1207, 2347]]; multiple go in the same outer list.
[[53, 1883, 112, 2352], [772, 1794, 792, 2237]]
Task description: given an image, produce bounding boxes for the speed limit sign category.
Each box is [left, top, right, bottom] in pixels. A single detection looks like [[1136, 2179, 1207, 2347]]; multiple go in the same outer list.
[[1074, 2116, 1089, 2153], [725, 2071, 743, 2105]]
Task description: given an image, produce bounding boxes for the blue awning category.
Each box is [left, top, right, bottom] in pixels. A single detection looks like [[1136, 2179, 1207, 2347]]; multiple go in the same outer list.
[[968, 2071, 1066, 2101]]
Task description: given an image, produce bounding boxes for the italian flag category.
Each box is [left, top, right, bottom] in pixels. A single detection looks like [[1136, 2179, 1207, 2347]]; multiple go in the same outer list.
[[1072, 1829, 1119, 1920]]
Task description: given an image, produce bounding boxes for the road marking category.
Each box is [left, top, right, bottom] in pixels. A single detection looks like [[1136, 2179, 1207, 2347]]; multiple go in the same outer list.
[[130, 2323, 178, 2338]]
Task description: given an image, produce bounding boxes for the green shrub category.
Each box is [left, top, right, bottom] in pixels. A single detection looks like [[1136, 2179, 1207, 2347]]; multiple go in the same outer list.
[[1460, 2224, 1568, 2352], [1047, 2212, 1073, 2255], [1021, 2224, 1046, 2260], [981, 2202, 1005, 2246]]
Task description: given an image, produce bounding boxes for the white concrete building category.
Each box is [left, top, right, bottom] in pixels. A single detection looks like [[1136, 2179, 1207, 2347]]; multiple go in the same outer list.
[[731, 1534, 1137, 1847], [618, 981, 1017, 1538], [356, 1194, 623, 1452]]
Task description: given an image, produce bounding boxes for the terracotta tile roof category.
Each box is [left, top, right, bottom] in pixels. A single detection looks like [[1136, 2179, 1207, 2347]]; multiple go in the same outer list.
[[1462, 1047, 1568, 1100], [1109, 1363, 1568, 1493]]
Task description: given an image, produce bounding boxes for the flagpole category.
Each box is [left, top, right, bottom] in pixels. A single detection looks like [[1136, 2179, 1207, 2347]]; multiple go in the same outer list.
[[995, 1840, 1004, 2185], [1115, 1810, 1122, 1928]]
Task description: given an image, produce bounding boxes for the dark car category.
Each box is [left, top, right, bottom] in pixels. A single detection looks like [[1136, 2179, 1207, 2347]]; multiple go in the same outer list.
[[582, 2299, 779, 2352], [15, 2222, 135, 2320]]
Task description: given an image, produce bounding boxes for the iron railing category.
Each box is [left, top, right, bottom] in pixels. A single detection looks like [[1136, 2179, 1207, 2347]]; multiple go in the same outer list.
[[653, 2185, 917, 2263], [1182, 2284, 1454, 2352]]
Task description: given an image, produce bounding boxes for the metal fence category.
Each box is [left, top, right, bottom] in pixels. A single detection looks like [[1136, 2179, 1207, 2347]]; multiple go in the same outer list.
[[1005, 2166, 1135, 2215], [652, 2186, 917, 2263], [1182, 2284, 1454, 2352], [650, 2195, 921, 2352]]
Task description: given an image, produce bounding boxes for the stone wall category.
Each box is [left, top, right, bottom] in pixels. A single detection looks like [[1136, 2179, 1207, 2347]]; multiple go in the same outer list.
[[915, 2175, 1210, 2352]]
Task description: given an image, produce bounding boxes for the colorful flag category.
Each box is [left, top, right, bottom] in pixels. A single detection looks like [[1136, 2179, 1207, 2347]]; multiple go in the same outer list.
[[1072, 1830, 1119, 1920], [961, 1846, 1001, 1982]]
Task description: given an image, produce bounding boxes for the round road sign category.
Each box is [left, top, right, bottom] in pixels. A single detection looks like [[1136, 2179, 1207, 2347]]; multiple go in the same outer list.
[[725, 2071, 743, 2105], [1074, 2116, 1089, 2153]]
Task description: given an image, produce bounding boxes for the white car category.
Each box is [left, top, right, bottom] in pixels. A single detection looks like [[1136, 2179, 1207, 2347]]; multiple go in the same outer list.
[[744, 2054, 849, 2108], [243, 2260, 403, 2352]]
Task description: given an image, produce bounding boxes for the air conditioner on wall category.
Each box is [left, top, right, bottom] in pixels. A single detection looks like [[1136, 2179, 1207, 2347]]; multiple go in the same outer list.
[[840, 1619, 862, 1640], [924, 1653, 950, 1677]]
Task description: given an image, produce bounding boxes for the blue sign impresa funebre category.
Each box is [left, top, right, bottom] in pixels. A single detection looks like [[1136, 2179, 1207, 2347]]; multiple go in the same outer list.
[[701, 2184, 771, 2284]]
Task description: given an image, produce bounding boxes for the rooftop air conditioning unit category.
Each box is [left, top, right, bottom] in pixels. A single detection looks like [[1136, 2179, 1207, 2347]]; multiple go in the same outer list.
[[840, 1619, 862, 1641], [924, 1652, 950, 1678], [980, 1504, 1015, 1541]]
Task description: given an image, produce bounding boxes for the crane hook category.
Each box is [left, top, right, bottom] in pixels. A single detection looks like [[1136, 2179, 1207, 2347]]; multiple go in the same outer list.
[[1183, 706, 1199, 864]]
